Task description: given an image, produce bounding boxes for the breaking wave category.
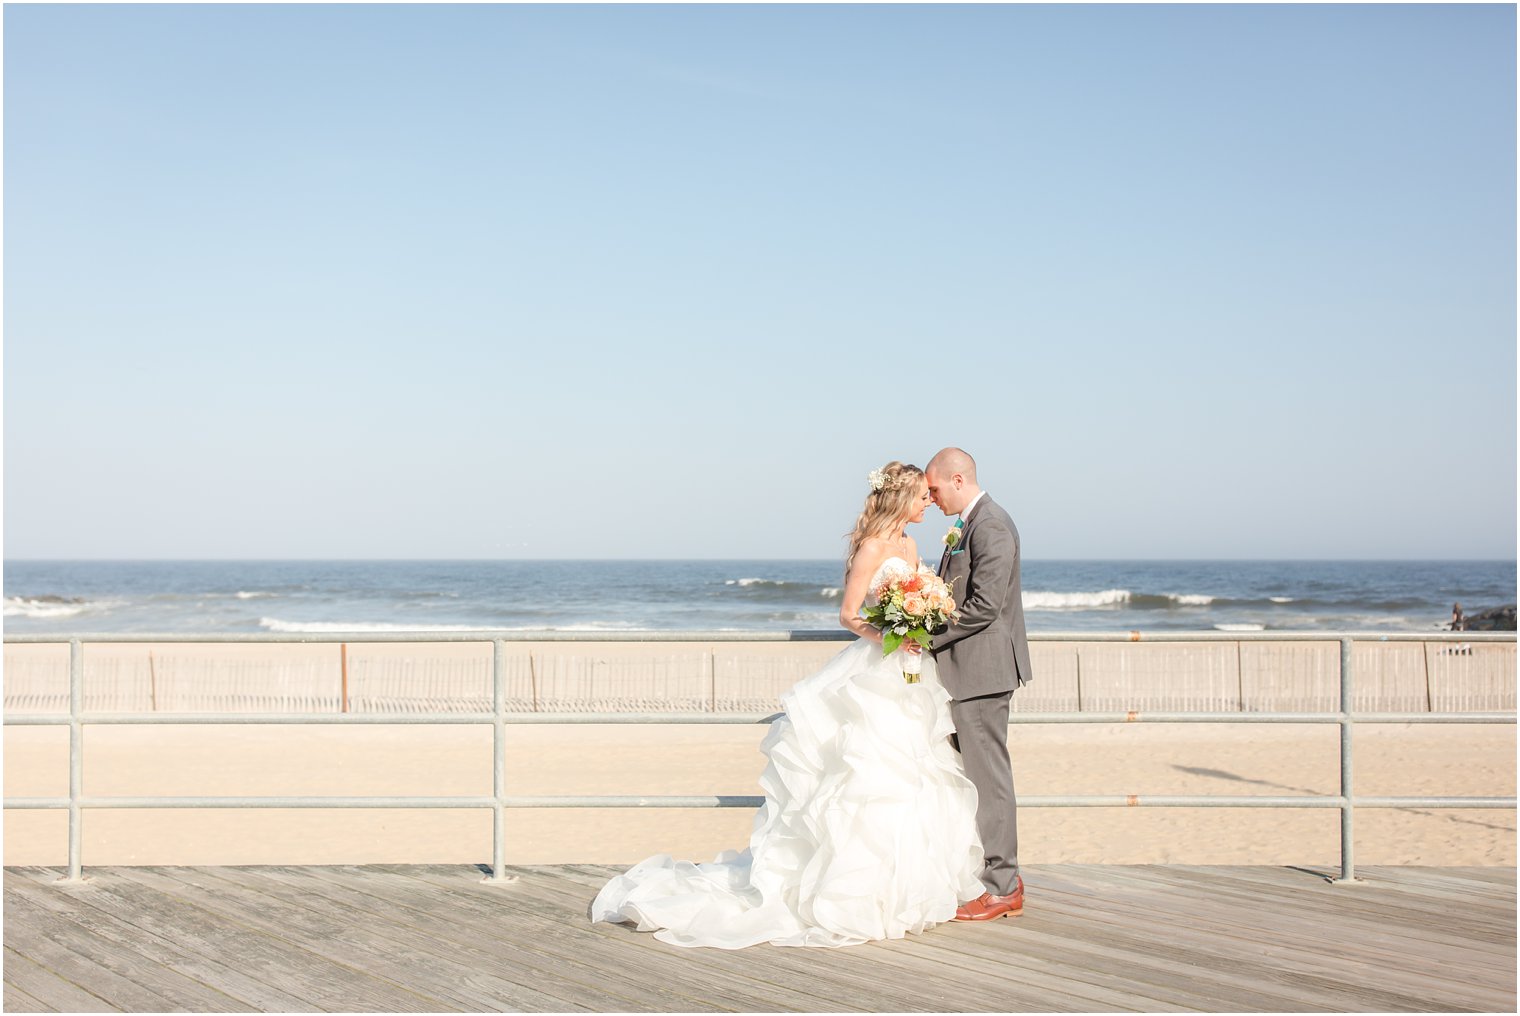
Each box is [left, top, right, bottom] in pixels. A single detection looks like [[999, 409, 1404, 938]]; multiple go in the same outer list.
[[259, 618, 494, 633], [1021, 590, 1235, 611], [3, 596, 117, 619], [258, 617, 646, 633], [725, 578, 845, 601], [1022, 590, 1132, 610]]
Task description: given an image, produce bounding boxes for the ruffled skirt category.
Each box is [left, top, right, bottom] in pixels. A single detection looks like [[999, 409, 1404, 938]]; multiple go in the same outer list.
[[590, 638, 984, 948]]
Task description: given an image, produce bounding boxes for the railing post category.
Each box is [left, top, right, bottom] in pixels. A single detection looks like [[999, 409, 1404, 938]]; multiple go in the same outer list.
[[706, 648, 715, 713], [60, 639, 86, 883], [482, 639, 516, 884], [1332, 637, 1360, 884]]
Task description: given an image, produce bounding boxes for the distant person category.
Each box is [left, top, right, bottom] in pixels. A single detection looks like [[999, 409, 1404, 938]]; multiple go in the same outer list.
[[1451, 602, 1465, 631], [593, 460, 986, 947]]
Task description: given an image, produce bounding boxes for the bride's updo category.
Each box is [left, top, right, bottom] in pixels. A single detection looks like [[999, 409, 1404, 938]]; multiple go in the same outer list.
[[844, 461, 925, 579]]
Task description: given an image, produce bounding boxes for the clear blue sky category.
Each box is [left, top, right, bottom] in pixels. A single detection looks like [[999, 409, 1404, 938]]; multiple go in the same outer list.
[[5, 3, 1515, 560]]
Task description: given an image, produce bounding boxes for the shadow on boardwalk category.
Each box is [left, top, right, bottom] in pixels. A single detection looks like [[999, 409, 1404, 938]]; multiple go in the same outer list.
[[4, 864, 1515, 1012]]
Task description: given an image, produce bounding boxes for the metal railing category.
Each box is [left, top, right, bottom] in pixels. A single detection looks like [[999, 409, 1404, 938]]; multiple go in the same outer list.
[[4, 629, 1514, 886]]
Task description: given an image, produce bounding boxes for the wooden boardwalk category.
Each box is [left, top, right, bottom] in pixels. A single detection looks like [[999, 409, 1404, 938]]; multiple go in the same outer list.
[[4, 864, 1515, 1012]]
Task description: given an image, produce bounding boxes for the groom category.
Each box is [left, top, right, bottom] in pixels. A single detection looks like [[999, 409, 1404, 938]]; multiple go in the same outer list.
[[925, 447, 1033, 921]]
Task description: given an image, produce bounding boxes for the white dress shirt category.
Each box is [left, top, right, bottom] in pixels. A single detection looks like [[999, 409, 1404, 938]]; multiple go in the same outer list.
[[959, 490, 987, 520]]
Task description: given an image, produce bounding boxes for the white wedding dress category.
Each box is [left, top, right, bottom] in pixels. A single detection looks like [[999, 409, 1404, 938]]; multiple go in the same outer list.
[[591, 557, 985, 949]]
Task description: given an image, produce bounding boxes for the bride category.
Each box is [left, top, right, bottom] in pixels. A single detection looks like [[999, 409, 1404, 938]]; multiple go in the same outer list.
[[591, 461, 984, 948]]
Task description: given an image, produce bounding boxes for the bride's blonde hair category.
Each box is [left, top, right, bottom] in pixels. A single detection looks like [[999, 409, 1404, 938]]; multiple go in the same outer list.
[[844, 461, 925, 579]]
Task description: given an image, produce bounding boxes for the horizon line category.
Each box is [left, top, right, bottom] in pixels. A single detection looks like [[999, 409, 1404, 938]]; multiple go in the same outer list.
[[4, 556, 1516, 565]]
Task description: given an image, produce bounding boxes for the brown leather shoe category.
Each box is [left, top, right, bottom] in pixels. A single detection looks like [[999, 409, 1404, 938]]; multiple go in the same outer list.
[[953, 892, 991, 921], [957, 878, 1024, 922]]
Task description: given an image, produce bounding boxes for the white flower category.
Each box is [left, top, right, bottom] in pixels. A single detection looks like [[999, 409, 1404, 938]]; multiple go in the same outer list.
[[868, 469, 889, 492], [944, 526, 962, 548]]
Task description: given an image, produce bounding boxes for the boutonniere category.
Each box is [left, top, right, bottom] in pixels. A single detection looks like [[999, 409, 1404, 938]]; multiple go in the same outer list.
[[944, 524, 963, 549]]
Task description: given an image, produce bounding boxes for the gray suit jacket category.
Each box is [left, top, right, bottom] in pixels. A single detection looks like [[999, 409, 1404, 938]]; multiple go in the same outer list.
[[931, 495, 1034, 700]]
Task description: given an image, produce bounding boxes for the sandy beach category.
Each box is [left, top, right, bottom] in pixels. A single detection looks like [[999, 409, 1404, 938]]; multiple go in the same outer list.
[[5, 719, 1513, 868]]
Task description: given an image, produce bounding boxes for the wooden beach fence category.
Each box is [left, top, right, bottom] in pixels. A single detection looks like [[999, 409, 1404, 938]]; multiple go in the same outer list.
[[2, 635, 1514, 715]]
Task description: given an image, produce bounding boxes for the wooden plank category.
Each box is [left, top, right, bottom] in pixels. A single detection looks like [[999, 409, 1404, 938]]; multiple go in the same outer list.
[[1, 863, 317, 1016], [1063, 863, 1512, 950], [1385, 865, 1519, 888], [2, 946, 120, 1013], [398, 863, 914, 1012], [549, 864, 1194, 1013], [514, 862, 1109, 1013], [951, 915, 1341, 1013], [1036, 864, 1493, 1012], [3, 898, 234, 1014], [1023, 867, 1513, 1011], [108, 867, 467, 1013], [0, 945, 124, 1013], [532, 865, 935, 1011], [2, 887, 255, 1013], [1342, 865, 1520, 901], [3, 870, 80, 914], [1116, 866, 1517, 961], [965, 874, 1367, 1012], [1219, 863, 1518, 911], [2, 976, 58, 1013], [230, 864, 739, 1012], [2, 869, 316, 1013], [1049, 864, 1511, 994], [906, 928, 1209, 1012], [4, 864, 1513, 1014], [922, 878, 1353, 1013], [4, 866, 397, 1013], [302, 864, 758, 1013], [557, 862, 1316, 1011], [1003, 868, 1464, 1010], [115, 866, 565, 1013], [1177, 865, 1518, 947], [1012, 905, 1432, 1012], [543, 862, 1110, 1013], [711, 924, 1103, 1014], [354, 863, 865, 1013]]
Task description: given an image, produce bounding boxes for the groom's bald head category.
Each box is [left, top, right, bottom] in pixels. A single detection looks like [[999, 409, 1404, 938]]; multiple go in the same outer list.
[[927, 448, 977, 484], [925, 448, 980, 515]]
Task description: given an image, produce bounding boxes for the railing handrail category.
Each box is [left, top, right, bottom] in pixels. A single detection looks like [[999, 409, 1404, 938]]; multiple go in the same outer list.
[[4, 632, 1514, 887], [5, 629, 1517, 644]]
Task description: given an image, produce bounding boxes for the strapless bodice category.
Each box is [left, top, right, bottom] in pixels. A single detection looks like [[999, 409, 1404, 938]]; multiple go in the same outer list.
[[866, 556, 923, 606]]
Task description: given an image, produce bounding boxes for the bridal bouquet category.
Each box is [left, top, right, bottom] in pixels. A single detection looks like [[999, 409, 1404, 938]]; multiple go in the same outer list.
[[861, 570, 958, 683]]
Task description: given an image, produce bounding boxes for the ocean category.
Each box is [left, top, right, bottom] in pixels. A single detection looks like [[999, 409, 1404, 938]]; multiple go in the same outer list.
[[3, 559, 1514, 635]]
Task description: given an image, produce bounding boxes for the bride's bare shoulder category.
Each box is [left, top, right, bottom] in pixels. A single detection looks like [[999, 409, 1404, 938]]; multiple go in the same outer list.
[[850, 538, 892, 578]]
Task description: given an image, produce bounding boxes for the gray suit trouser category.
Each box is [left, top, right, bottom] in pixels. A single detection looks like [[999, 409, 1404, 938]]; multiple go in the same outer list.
[[948, 690, 1019, 896]]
